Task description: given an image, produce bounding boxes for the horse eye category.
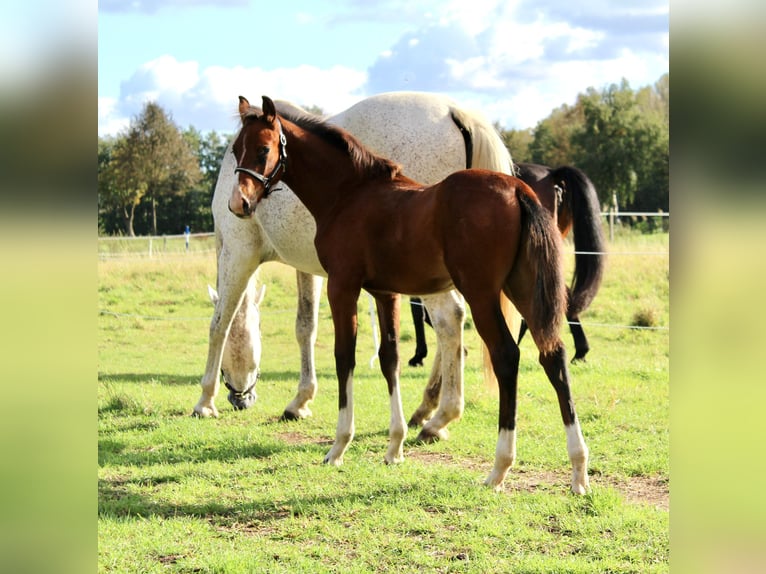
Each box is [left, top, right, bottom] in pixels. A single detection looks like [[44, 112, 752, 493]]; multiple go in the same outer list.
[[257, 146, 270, 162]]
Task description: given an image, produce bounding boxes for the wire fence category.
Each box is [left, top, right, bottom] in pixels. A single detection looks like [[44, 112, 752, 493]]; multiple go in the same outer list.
[[98, 212, 669, 336]]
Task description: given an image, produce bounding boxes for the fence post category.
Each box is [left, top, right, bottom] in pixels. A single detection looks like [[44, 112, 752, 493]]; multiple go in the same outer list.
[[149, 238, 153, 258], [609, 192, 619, 242]]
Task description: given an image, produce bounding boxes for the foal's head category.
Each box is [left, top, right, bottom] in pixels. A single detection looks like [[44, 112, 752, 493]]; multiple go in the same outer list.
[[229, 95, 286, 217]]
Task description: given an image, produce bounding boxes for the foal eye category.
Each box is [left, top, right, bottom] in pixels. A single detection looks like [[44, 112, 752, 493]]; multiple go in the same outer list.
[[257, 146, 270, 163]]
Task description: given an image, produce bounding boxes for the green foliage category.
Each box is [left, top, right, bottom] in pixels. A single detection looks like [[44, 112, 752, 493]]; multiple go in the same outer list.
[[99, 102, 202, 236], [496, 122, 533, 164], [499, 74, 669, 214]]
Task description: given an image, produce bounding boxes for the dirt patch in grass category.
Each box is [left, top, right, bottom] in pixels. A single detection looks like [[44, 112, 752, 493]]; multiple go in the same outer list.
[[407, 450, 669, 511], [274, 431, 332, 446]]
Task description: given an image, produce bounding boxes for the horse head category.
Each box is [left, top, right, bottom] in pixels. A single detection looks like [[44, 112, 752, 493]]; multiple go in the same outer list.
[[209, 281, 266, 410], [229, 95, 287, 217]]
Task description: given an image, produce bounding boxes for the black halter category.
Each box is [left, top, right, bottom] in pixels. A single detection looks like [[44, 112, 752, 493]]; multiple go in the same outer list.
[[222, 369, 258, 398], [234, 119, 288, 199]]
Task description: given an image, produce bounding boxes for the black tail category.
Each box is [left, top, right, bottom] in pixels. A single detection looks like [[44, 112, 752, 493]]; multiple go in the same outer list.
[[553, 166, 606, 316]]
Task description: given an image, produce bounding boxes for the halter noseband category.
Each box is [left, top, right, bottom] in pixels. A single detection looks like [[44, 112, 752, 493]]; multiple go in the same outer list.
[[234, 119, 288, 199], [222, 369, 259, 399]]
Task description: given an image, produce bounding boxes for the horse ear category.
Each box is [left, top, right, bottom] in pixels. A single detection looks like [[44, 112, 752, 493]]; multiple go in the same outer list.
[[207, 284, 219, 304], [254, 283, 267, 307], [238, 96, 251, 120], [262, 96, 277, 123]]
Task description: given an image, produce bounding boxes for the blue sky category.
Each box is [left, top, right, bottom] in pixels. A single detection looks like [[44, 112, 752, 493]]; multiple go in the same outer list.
[[98, 0, 668, 137]]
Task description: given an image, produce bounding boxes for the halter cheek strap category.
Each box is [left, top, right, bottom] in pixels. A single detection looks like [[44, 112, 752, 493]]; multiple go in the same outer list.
[[234, 120, 288, 199]]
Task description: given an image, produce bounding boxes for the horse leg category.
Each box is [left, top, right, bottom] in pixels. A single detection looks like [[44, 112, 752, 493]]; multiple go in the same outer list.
[[194, 246, 256, 418], [537, 343, 590, 493], [322, 279, 361, 467], [282, 271, 323, 420], [374, 293, 407, 464], [463, 295, 520, 490], [407, 350, 442, 428], [415, 291, 466, 442], [517, 319, 528, 343], [408, 297, 428, 367], [568, 311, 590, 362], [518, 298, 590, 494]]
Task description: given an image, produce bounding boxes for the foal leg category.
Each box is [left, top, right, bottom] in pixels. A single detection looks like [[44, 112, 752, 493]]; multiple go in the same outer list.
[[375, 293, 407, 464], [323, 279, 360, 467], [464, 296, 520, 490], [282, 271, 323, 420], [415, 291, 466, 442], [538, 343, 590, 493]]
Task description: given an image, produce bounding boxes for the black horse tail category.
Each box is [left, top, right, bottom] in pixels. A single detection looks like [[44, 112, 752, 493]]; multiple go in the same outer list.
[[554, 166, 606, 317], [517, 188, 567, 354]]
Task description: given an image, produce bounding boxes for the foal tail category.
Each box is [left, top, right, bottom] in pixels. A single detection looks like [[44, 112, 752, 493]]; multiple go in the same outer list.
[[554, 166, 606, 316], [514, 188, 567, 354]]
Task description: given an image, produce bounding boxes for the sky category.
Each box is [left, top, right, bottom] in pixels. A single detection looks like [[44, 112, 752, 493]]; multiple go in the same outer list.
[[97, 0, 668, 137]]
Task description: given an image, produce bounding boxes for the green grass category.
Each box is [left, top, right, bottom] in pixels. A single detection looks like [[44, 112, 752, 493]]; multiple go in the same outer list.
[[98, 229, 669, 573]]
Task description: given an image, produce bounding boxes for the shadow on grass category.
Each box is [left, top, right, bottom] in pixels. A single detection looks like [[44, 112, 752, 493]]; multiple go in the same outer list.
[[98, 369, 308, 387], [98, 372, 200, 386], [99, 477, 427, 525]]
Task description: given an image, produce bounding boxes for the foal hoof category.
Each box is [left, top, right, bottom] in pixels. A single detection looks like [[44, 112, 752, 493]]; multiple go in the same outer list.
[[408, 355, 425, 367]]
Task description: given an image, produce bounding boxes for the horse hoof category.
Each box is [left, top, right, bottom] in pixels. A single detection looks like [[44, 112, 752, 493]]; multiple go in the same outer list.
[[191, 405, 218, 418], [384, 453, 405, 465], [415, 427, 448, 443], [408, 356, 424, 367], [280, 410, 300, 422]]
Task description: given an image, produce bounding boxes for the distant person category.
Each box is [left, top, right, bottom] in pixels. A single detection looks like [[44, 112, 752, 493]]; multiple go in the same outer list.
[[184, 225, 191, 251]]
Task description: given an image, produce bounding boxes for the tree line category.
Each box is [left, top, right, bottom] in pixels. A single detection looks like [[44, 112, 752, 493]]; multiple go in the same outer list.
[[98, 74, 668, 237]]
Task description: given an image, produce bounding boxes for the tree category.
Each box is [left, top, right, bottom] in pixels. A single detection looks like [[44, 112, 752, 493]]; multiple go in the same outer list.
[[571, 79, 667, 209], [99, 102, 201, 236], [99, 134, 148, 236], [528, 103, 583, 167], [497, 124, 533, 164], [134, 102, 201, 235]]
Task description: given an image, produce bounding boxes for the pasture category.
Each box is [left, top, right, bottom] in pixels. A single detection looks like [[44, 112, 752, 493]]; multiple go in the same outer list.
[[98, 228, 669, 573]]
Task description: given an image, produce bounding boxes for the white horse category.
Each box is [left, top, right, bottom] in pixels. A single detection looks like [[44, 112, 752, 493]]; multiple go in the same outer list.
[[193, 91, 519, 441]]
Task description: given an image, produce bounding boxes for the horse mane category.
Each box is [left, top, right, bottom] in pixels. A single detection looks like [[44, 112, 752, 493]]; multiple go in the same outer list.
[[257, 107, 403, 182]]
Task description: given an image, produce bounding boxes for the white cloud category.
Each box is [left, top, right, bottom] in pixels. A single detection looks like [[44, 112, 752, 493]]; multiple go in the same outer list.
[[98, 97, 130, 137], [100, 56, 368, 136]]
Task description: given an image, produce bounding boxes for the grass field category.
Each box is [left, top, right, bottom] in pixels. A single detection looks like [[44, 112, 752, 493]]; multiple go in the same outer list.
[[98, 228, 669, 573]]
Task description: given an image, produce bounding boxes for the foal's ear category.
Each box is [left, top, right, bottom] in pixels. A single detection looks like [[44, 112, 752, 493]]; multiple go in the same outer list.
[[238, 96, 251, 121], [261, 96, 277, 123]]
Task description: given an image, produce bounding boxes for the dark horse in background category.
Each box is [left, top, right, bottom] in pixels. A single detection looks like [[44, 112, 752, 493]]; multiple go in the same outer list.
[[409, 162, 605, 365]]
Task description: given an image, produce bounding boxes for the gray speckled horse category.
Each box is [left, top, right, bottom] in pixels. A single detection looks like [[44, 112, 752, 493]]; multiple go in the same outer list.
[[193, 91, 519, 442]]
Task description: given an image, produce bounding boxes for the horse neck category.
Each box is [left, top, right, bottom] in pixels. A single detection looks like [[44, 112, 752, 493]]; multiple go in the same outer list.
[[280, 122, 353, 221]]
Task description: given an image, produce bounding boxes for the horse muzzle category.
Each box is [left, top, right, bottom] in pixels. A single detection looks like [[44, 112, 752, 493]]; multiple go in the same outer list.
[[224, 377, 258, 410], [228, 189, 257, 218]]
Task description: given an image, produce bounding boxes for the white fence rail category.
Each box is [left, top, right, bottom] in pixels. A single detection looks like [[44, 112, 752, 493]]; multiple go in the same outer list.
[[98, 232, 216, 259], [97, 212, 668, 258]]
